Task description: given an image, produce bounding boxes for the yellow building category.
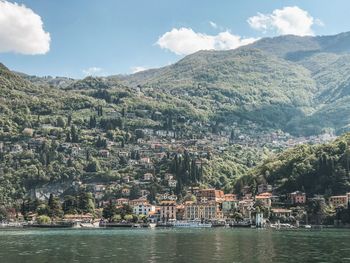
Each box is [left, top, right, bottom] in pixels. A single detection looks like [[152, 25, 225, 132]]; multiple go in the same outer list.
[[184, 201, 223, 220]]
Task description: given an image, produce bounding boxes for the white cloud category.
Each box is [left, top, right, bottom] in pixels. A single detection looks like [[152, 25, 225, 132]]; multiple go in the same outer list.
[[156, 27, 257, 55], [247, 6, 321, 36], [82, 67, 103, 76], [131, 66, 148, 74], [209, 21, 218, 29], [0, 0, 50, 54]]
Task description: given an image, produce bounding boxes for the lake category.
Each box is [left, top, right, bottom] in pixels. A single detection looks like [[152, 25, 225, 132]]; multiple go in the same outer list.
[[0, 228, 349, 263]]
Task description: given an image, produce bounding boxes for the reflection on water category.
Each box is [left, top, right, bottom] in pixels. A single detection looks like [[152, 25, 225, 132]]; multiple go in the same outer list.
[[0, 228, 350, 263]]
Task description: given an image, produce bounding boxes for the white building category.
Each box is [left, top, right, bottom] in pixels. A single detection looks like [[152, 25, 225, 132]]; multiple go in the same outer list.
[[133, 204, 156, 216]]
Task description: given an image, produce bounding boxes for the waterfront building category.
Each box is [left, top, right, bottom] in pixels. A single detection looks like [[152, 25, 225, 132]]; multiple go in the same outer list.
[[271, 208, 292, 218], [133, 203, 156, 216], [222, 194, 239, 216], [255, 192, 272, 208], [184, 201, 223, 220], [160, 201, 176, 222], [238, 199, 254, 219]]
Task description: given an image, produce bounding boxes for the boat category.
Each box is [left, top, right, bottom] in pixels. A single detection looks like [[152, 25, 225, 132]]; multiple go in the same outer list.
[[173, 220, 212, 228], [270, 223, 296, 230], [230, 220, 252, 228], [148, 223, 157, 228], [79, 222, 100, 228]]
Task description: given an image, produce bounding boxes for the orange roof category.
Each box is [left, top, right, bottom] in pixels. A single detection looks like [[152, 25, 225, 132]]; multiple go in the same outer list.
[[224, 194, 237, 201]]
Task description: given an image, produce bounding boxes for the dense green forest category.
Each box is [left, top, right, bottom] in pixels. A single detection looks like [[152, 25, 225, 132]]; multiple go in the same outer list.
[[237, 133, 350, 197]]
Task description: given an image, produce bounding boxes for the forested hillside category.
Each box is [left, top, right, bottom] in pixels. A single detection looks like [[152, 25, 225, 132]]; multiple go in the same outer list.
[[3, 31, 350, 209], [236, 133, 350, 197]]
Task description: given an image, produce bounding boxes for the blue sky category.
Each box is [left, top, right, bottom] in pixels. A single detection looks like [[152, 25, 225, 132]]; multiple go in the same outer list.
[[0, 0, 349, 78]]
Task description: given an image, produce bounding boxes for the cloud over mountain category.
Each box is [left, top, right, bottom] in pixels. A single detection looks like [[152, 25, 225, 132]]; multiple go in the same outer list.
[[0, 0, 50, 55], [156, 27, 257, 55], [248, 6, 321, 36]]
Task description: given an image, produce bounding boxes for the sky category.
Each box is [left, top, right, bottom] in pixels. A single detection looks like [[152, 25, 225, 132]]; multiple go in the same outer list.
[[0, 0, 349, 78]]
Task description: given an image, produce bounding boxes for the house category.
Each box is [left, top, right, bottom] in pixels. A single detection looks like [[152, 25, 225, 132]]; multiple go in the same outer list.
[[184, 201, 223, 220], [143, 173, 153, 181], [116, 198, 129, 206], [160, 201, 177, 222], [329, 195, 348, 207], [168, 179, 177, 188], [122, 175, 130, 183], [238, 199, 254, 219], [133, 203, 155, 216], [271, 208, 292, 218], [140, 189, 150, 197], [289, 191, 306, 205], [164, 173, 174, 181], [255, 192, 272, 208], [121, 188, 130, 197], [129, 198, 148, 207], [99, 149, 110, 158], [197, 189, 224, 203], [222, 194, 239, 216], [94, 184, 106, 200], [156, 193, 177, 202]]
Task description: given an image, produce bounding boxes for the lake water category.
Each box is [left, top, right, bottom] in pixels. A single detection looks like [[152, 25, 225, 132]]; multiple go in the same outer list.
[[0, 228, 349, 263]]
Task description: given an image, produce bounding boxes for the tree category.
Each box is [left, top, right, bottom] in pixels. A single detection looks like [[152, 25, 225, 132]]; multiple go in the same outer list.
[[56, 117, 66, 128], [70, 125, 79, 143], [129, 185, 141, 200], [85, 159, 100, 172], [102, 201, 118, 221], [78, 191, 95, 213], [37, 215, 51, 224], [37, 204, 49, 216], [63, 195, 77, 214], [48, 194, 63, 218]]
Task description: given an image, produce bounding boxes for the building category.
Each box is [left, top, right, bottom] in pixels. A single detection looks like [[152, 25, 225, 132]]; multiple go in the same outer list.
[[143, 173, 153, 181], [329, 195, 348, 207], [197, 189, 224, 203], [176, 205, 185, 220], [255, 192, 272, 208], [184, 201, 223, 220], [168, 179, 177, 188], [156, 193, 177, 202], [271, 208, 292, 218], [238, 199, 254, 219], [222, 194, 239, 216], [289, 191, 306, 204], [133, 203, 156, 216], [160, 201, 176, 222], [121, 188, 130, 197], [99, 149, 110, 158], [129, 198, 148, 207], [115, 198, 129, 206]]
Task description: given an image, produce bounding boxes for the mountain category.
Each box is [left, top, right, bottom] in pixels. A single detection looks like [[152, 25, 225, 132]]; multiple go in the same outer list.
[[112, 31, 350, 136]]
